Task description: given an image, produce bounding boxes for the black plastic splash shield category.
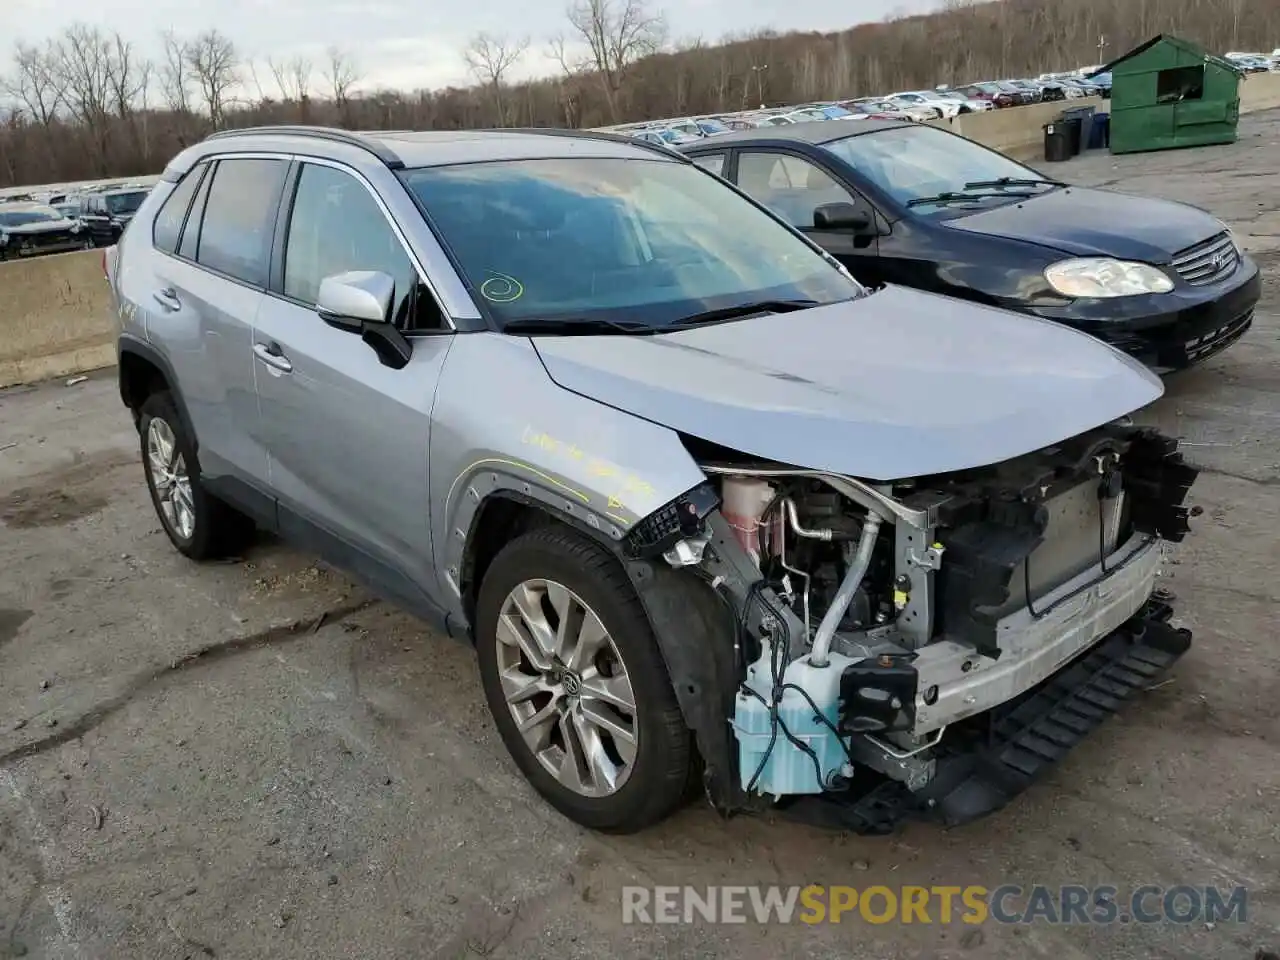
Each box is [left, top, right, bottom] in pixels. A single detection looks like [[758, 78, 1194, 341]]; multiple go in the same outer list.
[[777, 600, 1190, 835]]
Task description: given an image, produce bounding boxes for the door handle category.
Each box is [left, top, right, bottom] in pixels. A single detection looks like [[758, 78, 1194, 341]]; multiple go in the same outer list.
[[252, 342, 293, 373], [153, 287, 181, 311]]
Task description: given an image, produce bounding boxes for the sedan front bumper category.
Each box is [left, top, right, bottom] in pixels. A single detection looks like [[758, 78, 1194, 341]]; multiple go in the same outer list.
[[1026, 256, 1261, 373]]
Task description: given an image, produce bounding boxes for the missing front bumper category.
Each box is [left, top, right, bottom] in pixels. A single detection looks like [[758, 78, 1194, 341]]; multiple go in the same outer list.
[[778, 598, 1190, 834]]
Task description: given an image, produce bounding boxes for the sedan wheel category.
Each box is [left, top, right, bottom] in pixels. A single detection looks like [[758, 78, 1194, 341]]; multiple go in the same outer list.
[[496, 578, 638, 797]]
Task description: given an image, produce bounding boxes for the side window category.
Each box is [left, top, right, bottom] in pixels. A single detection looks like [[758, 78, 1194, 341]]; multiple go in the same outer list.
[[282, 163, 435, 330], [179, 163, 215, 261], [692, 153, 727, 177], [735, 152, 856, 229], [195, 158, 288, 286], [152, 165, 207, 254]]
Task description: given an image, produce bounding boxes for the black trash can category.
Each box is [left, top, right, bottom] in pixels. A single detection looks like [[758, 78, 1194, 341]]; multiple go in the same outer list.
[[1043, 122, 1072, 162], [1060, 105, 1096, 154]]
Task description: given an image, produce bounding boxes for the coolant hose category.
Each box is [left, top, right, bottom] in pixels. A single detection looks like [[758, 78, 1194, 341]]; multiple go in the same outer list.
[[808, 513, 883, 667]]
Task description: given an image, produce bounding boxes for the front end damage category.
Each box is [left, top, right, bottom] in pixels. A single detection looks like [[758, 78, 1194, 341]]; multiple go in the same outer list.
[[620, 424, 1200, 833]]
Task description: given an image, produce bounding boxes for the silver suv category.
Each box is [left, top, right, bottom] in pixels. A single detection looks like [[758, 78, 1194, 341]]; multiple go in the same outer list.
[[109, 125, 1201, 835]]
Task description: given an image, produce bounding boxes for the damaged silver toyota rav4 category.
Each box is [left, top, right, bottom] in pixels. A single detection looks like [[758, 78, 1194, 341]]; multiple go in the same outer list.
[[108, 125, 1200, 834]]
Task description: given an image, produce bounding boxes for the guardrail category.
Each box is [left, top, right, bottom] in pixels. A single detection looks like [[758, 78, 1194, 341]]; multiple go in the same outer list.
[[2, 71, 1278, 390]]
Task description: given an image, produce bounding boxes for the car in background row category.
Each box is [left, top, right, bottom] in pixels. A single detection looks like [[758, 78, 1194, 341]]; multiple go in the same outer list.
[[679, 119, 1259, 373], [956, 81, 1021, 108], [0, 201, 93, 259], [70, 186, 152, 246]]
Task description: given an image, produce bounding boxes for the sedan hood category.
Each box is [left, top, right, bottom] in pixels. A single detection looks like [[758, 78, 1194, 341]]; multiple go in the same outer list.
[[531, 287, 1163, 482], [945, 187, 1221, 262]]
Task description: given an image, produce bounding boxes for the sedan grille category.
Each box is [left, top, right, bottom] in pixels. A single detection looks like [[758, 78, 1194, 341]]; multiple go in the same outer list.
[[1171, 232, 1239, 287]]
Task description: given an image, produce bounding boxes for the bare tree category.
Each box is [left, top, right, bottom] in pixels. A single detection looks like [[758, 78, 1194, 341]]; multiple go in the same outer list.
[[325, 47, 360, 107], [464, 32, 530, 125], [268, 55, 313, 102], [105, 33, 151, 119], [566, 0, 667, 121], [3, 41, 66, 127], [187, 29, 238, 129], [55, 25, 115, 164], [158, 30, 193, 114]]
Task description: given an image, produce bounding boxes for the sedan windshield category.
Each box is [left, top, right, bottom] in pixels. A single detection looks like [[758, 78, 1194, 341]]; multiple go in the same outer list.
[[697, 119, 730, 134], [822, 125, 1062, 215], [105, 191, 148, 215], [0, 208, 61, 227], [400, 157, 862, 330]]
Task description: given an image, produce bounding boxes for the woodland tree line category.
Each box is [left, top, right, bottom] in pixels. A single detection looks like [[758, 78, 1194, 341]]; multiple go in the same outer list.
[[0, 0, 1276, 188]]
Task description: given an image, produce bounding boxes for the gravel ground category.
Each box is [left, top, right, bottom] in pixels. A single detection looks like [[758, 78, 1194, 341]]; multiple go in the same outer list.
[[1, 113, 1279, 960]]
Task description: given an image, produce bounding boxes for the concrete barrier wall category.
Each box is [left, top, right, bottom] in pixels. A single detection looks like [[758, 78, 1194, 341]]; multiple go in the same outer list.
[[3, 85, 1279, 389], [1240, 71, 1280, 114], [0, 249, 114, 389], [928, 97, 1105, 157]]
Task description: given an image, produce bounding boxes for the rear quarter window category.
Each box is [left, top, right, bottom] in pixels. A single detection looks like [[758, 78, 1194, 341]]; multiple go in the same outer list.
[[152, 165, 208, 254]]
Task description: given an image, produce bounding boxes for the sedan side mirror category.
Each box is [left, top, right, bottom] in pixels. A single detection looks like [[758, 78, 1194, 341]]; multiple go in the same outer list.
[[315, 270, 413, 370], [813, 201, 872, 233]]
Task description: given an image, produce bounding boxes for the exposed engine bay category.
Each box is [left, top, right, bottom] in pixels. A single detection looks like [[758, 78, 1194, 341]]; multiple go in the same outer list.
[[623, 422, 1200, 831]]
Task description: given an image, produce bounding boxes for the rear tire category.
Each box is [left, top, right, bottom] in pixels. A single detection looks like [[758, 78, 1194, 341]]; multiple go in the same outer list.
[[138, 391, 255, 561], [475, 525, 693, 833]]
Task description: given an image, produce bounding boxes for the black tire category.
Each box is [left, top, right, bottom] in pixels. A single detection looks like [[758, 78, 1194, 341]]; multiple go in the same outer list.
[[138, 390, 255, 561], [475, 525, 693, 833]]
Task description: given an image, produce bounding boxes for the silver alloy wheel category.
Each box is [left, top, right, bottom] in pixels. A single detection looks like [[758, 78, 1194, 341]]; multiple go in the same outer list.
[[495, 578, 638, 797], [146, 417, 196, 540]]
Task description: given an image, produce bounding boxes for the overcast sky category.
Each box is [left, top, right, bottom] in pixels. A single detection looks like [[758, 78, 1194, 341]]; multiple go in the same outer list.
[[2, 0, 940, 96]]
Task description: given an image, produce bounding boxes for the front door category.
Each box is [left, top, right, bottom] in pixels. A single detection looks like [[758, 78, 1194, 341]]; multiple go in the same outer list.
[[251, 160, 453, 605], [732, 150, 882, 283]]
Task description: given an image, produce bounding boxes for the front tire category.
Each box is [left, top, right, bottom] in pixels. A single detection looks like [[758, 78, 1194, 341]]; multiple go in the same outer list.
[[475, 525, 693, 833], [138, 391, 255, 560]]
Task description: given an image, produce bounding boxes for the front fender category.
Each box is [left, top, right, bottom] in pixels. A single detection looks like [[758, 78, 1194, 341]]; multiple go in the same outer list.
[[428, 333, 708, 620]]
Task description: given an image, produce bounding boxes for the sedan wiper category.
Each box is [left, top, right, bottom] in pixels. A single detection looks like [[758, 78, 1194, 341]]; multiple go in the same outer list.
[[907, 190, 1037, 208], [963, 176, 1066, 190], [666, 299, 818, 329], [503, 317, 656, 335]]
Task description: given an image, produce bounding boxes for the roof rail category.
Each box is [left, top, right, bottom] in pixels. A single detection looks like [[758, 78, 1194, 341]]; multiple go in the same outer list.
[[478, 126, 691, 162], [203, 125, 405, 169]]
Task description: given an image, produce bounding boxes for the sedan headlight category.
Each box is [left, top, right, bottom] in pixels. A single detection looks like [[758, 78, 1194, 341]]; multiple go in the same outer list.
[[1044, 258, 1174, 298]]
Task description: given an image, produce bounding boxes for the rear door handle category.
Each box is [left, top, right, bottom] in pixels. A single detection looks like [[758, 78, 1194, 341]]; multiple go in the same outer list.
[[252, 342, 293, 373], [153, 288, 181, 311]]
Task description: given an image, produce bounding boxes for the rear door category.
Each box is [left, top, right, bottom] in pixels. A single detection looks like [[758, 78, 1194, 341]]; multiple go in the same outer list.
[[251, 159, 454, 605], [148, 156, 288, 488]]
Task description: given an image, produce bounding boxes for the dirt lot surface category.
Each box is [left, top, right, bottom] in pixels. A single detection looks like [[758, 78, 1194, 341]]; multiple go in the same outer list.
[[2, 114, 1279, 960]]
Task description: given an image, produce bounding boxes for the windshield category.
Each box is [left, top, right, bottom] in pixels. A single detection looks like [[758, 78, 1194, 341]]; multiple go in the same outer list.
[[105, 191, 148, 215], [0, 208, 62, 227], [400, 157, 861, 330], [697, 119, 730, 134], [822, 125, 1058, 215], [820, 106, 853, 118]]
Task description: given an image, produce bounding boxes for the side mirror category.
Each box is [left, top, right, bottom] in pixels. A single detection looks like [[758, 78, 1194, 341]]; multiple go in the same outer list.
[[813, 202, 872, 233], [315, 270, 413, 370]]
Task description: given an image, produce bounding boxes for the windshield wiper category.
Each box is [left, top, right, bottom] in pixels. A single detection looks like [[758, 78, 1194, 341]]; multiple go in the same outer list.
[[503, 317, 656, 336], [962, 176, 1066, 190], [666, 299, 818, 329], [907, 190, 1037, 208]]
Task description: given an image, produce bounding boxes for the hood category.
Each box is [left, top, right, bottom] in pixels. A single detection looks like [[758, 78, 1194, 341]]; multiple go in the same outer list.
[[945, 187, 1221, 262], [531, 287, 1163, 482], [2, 219, 75, 236]]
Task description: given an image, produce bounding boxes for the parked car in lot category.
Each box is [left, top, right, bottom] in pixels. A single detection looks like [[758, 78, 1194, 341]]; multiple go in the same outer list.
[[108, 124, 1200, 835], [839, 98, 921, 121], [957, 82, 1020, 108], [885, 91, 951, 118], [74, 186, 151, 246], [679, 120, 1259, 372], [0, 201, 92, 259]]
